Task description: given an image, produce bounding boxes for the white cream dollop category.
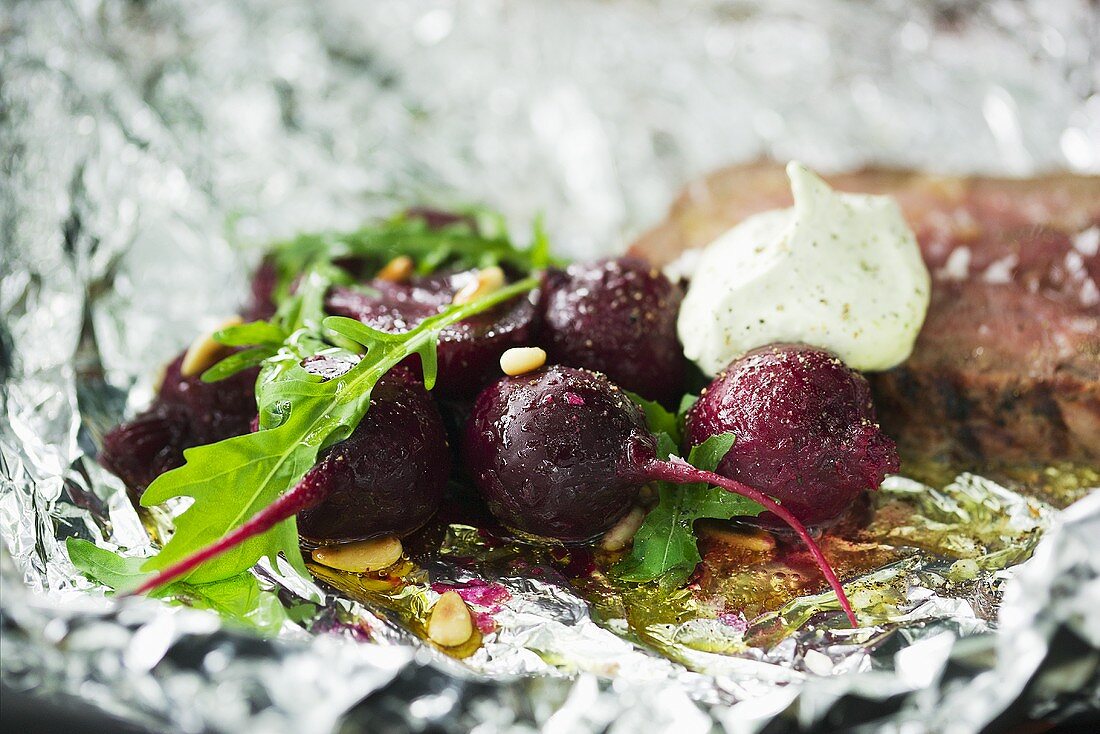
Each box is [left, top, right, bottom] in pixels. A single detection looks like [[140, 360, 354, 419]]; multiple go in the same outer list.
[[677, 162, 930, 374]]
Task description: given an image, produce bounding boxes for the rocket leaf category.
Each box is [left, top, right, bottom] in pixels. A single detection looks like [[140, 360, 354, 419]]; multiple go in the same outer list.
[[67, 538, 290, 635], [613, 397, 764, 585]]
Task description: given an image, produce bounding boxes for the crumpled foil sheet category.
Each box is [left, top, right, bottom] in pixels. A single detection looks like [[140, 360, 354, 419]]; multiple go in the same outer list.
[[2, 1, 1099, 732]]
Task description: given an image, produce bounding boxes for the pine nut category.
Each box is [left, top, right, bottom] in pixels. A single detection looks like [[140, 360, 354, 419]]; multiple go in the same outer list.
[[427, 590, 474, 647], [452, 266, 505, 305], [600, 507, 646, 552], [311, 536, 403, 573], [499, 347, 547, 376], [696, 522, 776, 553], [376, 255, 414, 282], [180, 316, 243, 377]]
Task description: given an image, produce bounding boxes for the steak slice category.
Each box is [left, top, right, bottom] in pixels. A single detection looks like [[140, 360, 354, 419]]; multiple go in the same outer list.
[[629, 162, 1100, 465]]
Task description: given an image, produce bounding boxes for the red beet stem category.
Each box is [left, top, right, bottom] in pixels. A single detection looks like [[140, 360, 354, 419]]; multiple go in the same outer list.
[[125, 472, 330, 597], [644, 456, 859, 627]]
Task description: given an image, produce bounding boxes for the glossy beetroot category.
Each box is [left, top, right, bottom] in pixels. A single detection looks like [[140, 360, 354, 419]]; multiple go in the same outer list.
[[685, 344, 899, 527], [157, 352, 261, 445], [245, 257, 279, 321], [99, 408, 191, 493], [463, 366, 655, 543], [100, 351, 259, 493], [541, 258, 685, 405], [326, 270, 540, 397], [463, 365, 858, 625], [297, 369, 451, 544]]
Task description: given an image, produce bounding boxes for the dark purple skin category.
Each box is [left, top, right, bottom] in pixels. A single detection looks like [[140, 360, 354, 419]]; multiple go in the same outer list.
[[157, 352, 261, 445], [245, 257, 279, 321], [541, 257, 685, 405], [99, 407, 192, 493], [685, 344, 900, 527], [463, 365, 656, 543], [296, 366, 451, 544], [326, 270, 540, 398], [100, 351, 259, 493]]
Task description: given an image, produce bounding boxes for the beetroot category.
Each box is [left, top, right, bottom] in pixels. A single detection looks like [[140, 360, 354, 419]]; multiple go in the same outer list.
[[463, 365, 858, 625], [297, 369, 451, 544], [541, 258, 685, 405], [99, 408, 191, 493], [100, 351, 259, 493], [685, 344, 899, 527], [325, 270, 540, 397], [127, 364, 450, 595], [462, 366, 654, 543], [157, 352, 260, 445], [245, 257, 279, 321]]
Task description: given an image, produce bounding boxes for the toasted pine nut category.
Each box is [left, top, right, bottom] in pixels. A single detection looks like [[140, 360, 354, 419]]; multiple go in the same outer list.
[[151, 362, 169, 392], [696, 522, 776, 553], [452, 266, 505, 305], [499, 347, 547, 376], [180, 316, 243, 377], [600, 507, 646, 552], [377, 255, 414, 282], [312, 536, 403, 573], [427, 590, 474, 647]]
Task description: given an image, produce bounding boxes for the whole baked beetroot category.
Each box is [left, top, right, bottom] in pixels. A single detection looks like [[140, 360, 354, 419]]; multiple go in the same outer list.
[[541, 258, 685, 405], [99, 407, 192, 493], [326, 270, 539, 397], [100, 350, 260, 493], [685, 344, 898, 527], [463, 365, 655, 543], [245, 257, 279, 321], [296, 367, 451, 543], [157, 352, 260, 445], [129, 363, 453, 595]]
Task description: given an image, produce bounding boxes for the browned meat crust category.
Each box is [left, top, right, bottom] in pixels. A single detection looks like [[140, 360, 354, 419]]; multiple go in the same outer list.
[[629, 162, 1100, 465]]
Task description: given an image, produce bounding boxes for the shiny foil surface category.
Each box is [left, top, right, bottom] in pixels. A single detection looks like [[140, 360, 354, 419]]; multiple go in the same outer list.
[[2, 1, 1099, 732]]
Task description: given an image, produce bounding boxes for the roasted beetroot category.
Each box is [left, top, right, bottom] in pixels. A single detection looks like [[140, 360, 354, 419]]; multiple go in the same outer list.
[[685, 344, 899, 527], [541, 258, 685, 405], [245, 257, 279, 321], [463, 366, 655, 543], [326, 270, 539, 397], [157, 352, 260, 445], [129, 365, 451, 595], [100, 351, 259, 493], [99, 408, 192, 493], [296, 369, 451, 544]]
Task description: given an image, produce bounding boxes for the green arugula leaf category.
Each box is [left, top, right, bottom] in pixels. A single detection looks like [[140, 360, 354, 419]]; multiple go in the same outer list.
[[267, 213, 561, 289], [200, 346, 277, 383], [624, 391, 680, 442], [612, 433, 765, 586], [67, 538, 290, 635], [138, 277, 539, 586], [67, 537, 151, 590], [213, 321, 288, 347], [175, 576, 290, 635]]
